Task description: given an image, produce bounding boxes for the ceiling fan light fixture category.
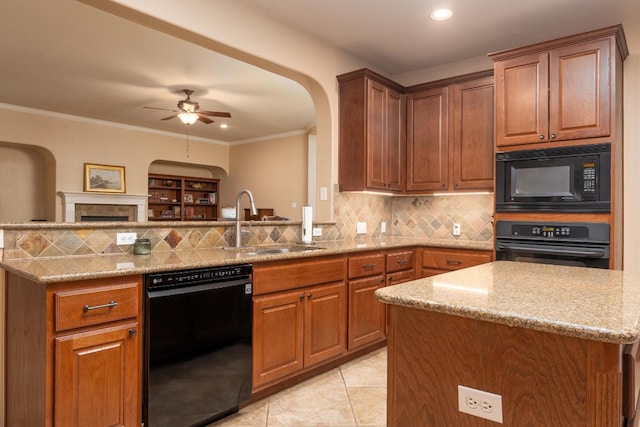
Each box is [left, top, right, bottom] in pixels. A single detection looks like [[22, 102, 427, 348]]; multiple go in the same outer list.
[[178, 112, 198, 125]]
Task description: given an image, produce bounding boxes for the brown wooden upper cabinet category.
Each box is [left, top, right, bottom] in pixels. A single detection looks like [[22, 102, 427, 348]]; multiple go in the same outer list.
[[490, 25, 628, 149], [338, 68, 494, 194], [338, 69, 405, 193], [406, 75, 494, 193]]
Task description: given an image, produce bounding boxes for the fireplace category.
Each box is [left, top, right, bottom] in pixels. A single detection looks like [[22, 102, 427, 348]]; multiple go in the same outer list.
[[60, 191, 148, 222]]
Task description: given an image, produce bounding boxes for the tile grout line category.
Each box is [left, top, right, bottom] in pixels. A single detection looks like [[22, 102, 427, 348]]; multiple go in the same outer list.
[[339, 364, 361, 426]]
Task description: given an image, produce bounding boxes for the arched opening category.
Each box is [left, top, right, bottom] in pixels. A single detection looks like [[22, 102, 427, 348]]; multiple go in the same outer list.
[[0, 142, 55, 222]]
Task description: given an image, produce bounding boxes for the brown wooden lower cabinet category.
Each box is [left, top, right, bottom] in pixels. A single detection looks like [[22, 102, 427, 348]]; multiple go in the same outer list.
[[421, 247, 493, 277], [5, 273, 142, 427], [252, 256, 348, 391]]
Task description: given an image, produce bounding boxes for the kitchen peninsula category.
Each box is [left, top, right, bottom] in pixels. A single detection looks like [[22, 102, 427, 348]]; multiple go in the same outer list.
[[376, 261, 640, 426]]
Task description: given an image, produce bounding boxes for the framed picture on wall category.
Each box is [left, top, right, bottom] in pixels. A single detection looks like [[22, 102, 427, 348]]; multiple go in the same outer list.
[[84, 163, 126, 193]]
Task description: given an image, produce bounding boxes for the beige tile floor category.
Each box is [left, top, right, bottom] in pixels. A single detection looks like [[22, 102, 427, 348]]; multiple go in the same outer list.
[[212, 347, 388, 427]]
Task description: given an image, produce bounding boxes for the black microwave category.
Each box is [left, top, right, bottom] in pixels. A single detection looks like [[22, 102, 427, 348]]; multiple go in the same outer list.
[[495, 144, 611, 213]]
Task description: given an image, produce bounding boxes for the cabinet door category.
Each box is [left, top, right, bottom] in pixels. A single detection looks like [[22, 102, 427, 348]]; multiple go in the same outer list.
[[55, 322, 140, 427], [366, 79, 387, 190], [304, 281, 347, 368], [253, 290, 304, 389], [494, 52, 549, 147], [406, 87, 449, 191], [549, 38, 611, 141], [348, 275, 386, 350], [450, 77, 494, 190], [384, 87, 405, 191]]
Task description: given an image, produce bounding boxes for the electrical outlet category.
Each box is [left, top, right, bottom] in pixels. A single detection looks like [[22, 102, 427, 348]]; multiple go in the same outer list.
[[458, 385, 503, 423], [116, 232, 137, 245], [312, 227, 323, 237], [356, 222, 367, 234], [453, 223, 461, 236], [380, 221, 387, 234]]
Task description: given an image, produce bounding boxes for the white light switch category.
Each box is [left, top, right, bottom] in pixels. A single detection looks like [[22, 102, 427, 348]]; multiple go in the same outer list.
[[320, 186, 328, 201]]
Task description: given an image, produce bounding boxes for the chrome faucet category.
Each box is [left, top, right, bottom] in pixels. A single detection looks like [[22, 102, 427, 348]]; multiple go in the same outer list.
[[235, 189, 258, 247]]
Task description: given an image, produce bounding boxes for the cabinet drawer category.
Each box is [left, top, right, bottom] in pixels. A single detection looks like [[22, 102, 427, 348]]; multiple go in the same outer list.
[[253, 256, 346, 295], [348, 252, 385, 279], [422, 249, 491, 271], [387, 269, 415, 285], [386, 250, 414, 273], [55, 281, 139, 332]]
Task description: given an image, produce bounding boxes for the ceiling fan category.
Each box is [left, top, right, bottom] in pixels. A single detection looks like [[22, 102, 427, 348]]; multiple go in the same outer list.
[[144, 89, 231, 125]]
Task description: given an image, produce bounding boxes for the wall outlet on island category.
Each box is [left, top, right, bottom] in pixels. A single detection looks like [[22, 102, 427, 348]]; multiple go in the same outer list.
[[458, 385, 503, 423], [116, 232, 137, 245], [312, 227, 323, 237]]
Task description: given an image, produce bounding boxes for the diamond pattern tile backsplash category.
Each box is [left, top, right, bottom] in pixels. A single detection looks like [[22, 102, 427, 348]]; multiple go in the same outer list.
[[1, 193, 494, 260], [333, 192, 494, 242]]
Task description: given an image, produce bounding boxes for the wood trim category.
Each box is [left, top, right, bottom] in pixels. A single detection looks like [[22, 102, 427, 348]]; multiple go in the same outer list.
[[336, 68, 405, 92], [253, 255, 347, 295], [405, 69, 494, 93], [489, 25, 627, 61]]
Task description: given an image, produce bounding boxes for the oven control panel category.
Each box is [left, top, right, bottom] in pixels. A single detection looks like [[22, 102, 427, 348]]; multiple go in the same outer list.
[[530, 225, 572, 238], [495, 221, 609, 243], [511, 224, 588, 239]]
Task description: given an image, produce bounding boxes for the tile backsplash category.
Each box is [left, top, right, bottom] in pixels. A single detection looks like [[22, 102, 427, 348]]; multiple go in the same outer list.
[[1, 192, 494, 260], [333, 192, 493, 242]]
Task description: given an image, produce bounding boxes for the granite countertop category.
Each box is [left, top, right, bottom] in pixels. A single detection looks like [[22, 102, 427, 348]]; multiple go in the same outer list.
[[376, 261, 640, 344], [0, 237, 493, 284]]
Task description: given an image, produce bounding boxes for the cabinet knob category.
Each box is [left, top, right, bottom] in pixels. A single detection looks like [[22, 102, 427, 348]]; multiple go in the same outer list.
[[299, 293, 305, 300], [128, 329, 137, 337], [539, 134, 545, 140], [307, 293, 313, 299], [380, 277, 385, 283], [551, 133, 557, 139], [440, 183, 446, 189], [453, 183, 458, 188]]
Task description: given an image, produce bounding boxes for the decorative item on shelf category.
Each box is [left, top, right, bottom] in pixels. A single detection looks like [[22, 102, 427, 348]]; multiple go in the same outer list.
[[208, 192, 217, 204], [172, 206, 180, 217], [185, 207, 195, 218], [148, 209, 154, 218], [84, 163, 125, 193], [190, 182, 205, 189], [163, 180, 174, 187], [160, 210, 174, 218], [184, 194, 193, 203], [197, 198, 209, 204]]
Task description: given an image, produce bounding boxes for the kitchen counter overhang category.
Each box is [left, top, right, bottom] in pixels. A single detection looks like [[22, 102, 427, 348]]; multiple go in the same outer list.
[[376, 261, 640, 344]]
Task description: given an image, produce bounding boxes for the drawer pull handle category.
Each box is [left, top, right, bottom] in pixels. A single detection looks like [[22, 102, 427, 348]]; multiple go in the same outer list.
[[446, 259, 462, 265], [396, 259, 409, 264], [362, 263, 377, 270], [83, 300, 118, 312]]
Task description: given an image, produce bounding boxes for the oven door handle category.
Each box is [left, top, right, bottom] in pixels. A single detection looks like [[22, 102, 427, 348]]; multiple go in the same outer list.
[[496, 243, 606, 258]]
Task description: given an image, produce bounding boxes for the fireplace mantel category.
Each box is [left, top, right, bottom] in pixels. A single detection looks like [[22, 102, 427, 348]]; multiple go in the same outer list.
[[59, 191, 148, 222]]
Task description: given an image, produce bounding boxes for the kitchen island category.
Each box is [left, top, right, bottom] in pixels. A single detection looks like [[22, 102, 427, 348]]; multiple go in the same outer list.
[[376, 261, 640, 427]]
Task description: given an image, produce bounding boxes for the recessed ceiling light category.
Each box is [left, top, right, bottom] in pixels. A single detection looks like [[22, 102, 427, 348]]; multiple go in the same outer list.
[[220, 123, 228, 129], [430, 8, 452, 21]]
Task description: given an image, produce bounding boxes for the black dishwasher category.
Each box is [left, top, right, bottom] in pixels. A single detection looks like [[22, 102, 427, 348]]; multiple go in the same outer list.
[[143, 264, 253, 427]]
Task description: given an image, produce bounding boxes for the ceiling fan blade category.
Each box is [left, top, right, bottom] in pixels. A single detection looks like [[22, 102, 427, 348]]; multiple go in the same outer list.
[[161, 115, 177, 121], [144, 106, 178, 112], [199, 111, 232, 118], [197, 115, 214, 124]]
